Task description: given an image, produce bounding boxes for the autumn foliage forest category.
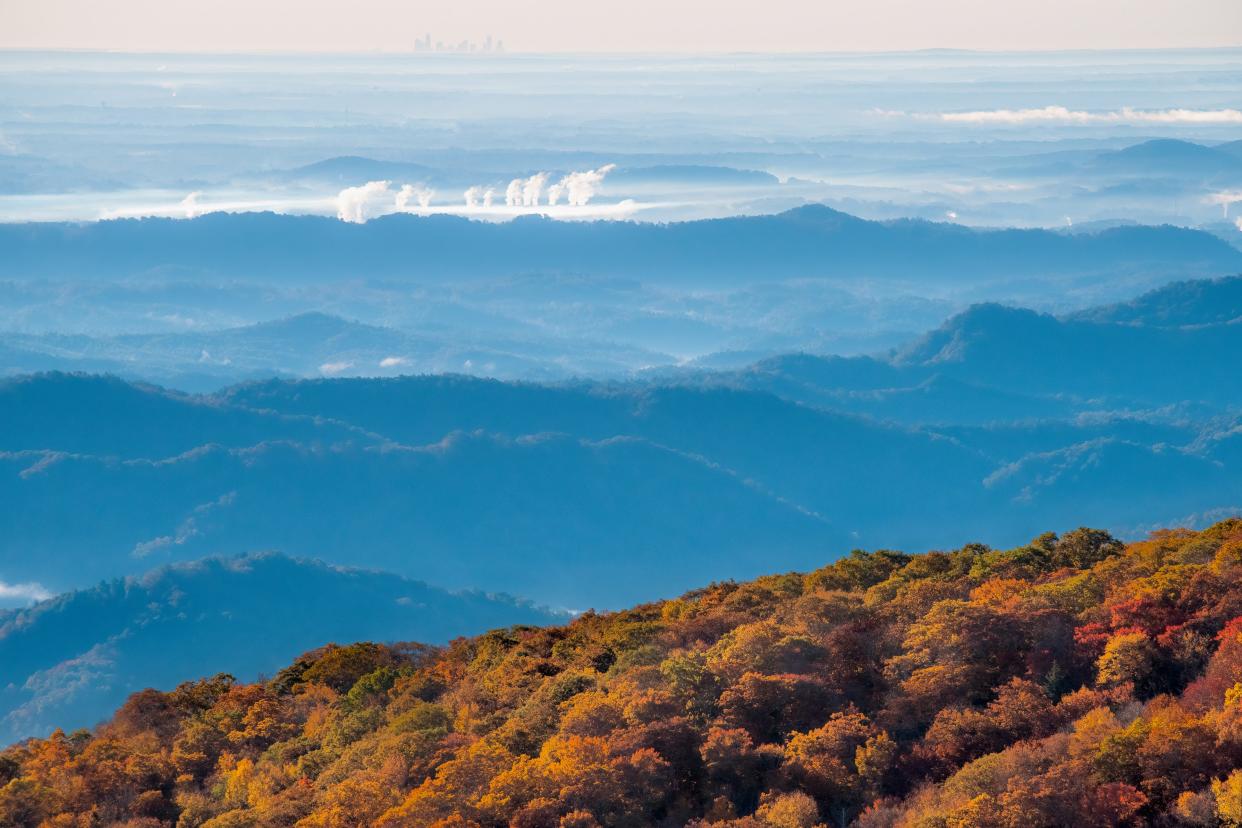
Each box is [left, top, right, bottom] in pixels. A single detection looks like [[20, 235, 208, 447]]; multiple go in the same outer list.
[[5, 520, 1242, 827]]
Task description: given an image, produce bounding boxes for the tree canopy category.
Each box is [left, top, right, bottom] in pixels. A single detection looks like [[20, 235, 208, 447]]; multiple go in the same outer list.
[[4, 519, 1242, 827]]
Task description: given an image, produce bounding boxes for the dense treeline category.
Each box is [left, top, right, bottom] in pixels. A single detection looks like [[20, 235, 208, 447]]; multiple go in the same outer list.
[[4, 520, 1242, 827]]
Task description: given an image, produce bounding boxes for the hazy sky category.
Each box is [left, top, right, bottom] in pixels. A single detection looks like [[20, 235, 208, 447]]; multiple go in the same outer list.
[[4, 0, 1242, 53]]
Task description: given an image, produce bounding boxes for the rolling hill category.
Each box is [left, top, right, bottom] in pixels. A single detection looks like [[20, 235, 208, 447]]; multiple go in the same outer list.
[[4, 276, 1240, 616], [0, 553, 562, 744], [1070, 273, 1242, 326], [2, 206, 1238, 287], [1092, 138, 1242, 180], [734, 278, 1242, 415], [0, 423, 837, 607], [0, 311, 669, 390]]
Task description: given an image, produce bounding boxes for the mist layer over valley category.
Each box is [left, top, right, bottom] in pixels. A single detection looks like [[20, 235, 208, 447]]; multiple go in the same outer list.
[[4, 271, 1240, 601], [5, 49, 1242, 230], [2, 208, 1240, 387]]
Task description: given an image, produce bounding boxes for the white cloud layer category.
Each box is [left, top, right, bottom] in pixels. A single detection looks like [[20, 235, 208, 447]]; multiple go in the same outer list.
[[0, 579, 53, 606], [927, 106, 1242, 125]]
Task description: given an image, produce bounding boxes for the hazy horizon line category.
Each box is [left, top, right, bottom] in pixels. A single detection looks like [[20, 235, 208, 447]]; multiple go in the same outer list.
[[4, 44, 1242, 58]]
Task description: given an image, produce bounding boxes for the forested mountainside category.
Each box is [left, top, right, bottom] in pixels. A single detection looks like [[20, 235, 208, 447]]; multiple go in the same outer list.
[[5, 520, 1242, 827]]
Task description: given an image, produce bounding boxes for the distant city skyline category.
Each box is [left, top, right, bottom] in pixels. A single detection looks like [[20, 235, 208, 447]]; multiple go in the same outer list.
[[3, 0, 1242, 53], [411, 34, 504, 54]]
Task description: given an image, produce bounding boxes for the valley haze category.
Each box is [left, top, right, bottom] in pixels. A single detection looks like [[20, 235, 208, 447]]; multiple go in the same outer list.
[[0, 27, 1240, 828]]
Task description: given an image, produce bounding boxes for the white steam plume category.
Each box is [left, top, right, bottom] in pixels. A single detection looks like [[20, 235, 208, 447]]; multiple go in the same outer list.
[[180, 191, 205, 218], [0, 579, 52, 606], [522, 173, 548, 207], [396, 184, 434, 211], [1208, 191, 1242, 218], [552, 164, 615, 206], [336, 180, 396, 223], [336, 166, 620, 221], [338, 181, 437, 222], [500, 166, 616, 209], [505, 178, 524, 206]]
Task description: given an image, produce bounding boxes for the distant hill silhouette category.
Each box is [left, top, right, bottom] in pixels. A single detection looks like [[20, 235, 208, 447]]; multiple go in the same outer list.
[[0, 553, 561, 743], [889, 302, 1242, 404], [0, 311, 646, 390], [1, 408, 837, 606], [1093, 138, 1242, 179], [3, 206, 1238, 286], [271, 155, 442, 184], [0, 372, 362, 457], [730, 278, 1242, 415], [1069, 274, 1242, 326], [606, 164, 779, 186], [1215, 139, 1242, 159]]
